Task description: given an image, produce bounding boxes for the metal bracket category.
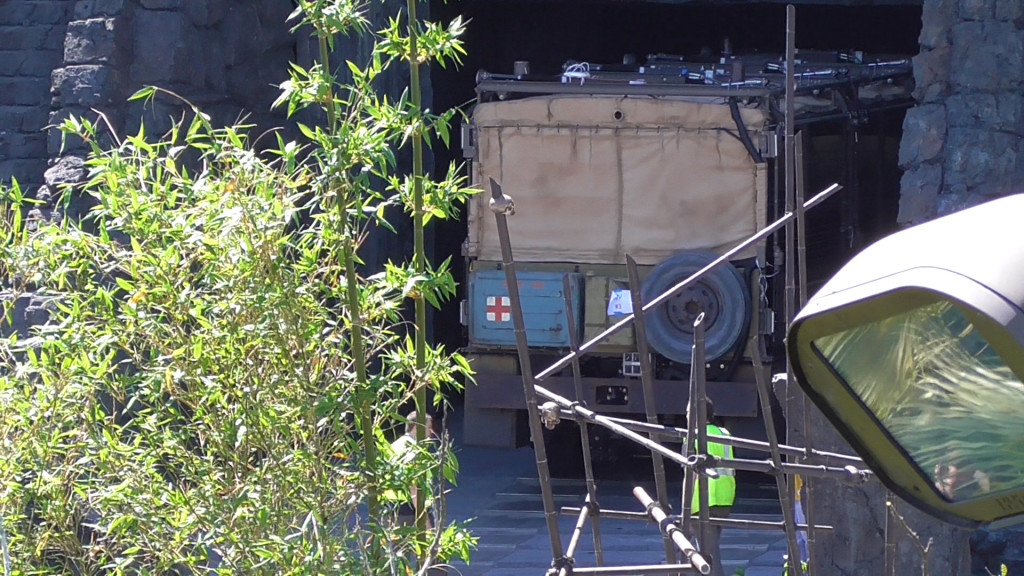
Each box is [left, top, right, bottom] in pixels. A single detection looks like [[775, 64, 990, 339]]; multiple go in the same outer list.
[[461, 122, 477, 160]]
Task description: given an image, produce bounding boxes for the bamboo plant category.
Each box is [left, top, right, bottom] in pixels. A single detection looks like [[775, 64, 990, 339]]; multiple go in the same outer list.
[[0, 0, 476, 573]]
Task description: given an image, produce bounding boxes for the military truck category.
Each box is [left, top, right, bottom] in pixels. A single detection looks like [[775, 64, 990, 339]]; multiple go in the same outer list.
[[458, 50, 913, 468]]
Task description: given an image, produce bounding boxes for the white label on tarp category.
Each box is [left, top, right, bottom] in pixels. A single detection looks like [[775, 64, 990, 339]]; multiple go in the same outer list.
[[607, 289, 634, 317]]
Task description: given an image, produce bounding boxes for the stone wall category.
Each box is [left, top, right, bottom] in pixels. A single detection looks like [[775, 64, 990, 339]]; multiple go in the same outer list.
[[0, 1, 72, 194], [2, 0, 419, 342], [898, 0, 1024, 223]]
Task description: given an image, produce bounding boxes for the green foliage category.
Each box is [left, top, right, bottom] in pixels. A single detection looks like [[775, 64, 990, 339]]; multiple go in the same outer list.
[[0, 1, 476, 574]]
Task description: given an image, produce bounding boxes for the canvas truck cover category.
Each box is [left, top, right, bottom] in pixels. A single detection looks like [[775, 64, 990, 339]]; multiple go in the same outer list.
[[467, 95, 768, 266]]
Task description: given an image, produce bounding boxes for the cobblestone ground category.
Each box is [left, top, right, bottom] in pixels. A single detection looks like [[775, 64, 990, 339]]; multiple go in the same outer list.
[[443, 408, 791, 576]]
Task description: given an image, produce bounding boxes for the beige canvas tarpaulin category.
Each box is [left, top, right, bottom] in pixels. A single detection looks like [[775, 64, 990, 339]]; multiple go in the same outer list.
[[467, 95, 768, 265]]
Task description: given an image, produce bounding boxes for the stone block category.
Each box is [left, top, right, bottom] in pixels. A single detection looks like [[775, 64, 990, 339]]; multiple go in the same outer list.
[[947, 92, 1024, 132], [220, 4, 266, 67], [140, 0, 182, 10], [183, 2, 227, 27], [911, 46, 951, 103], [64, 18, 122, 65], [936, 191, 990, 217], [995, 0, 1024, 22], [0, 158, 47, 192], [1, 49, 63, 78], [897, 164, 941, 226], [5, 2, 40, 23], [959, 0, 994, 21], [73, 0, 127, 19], [46, 109, 88, 156], [24, 296, 55, 327], [122, 99, 185, 141], [33, 1, 71, 24], [0, 105, 43, 132], [915, 81, 949, 104], [3, 77, 51, 106], [0, 292, 32, 339], [51, 64, 122, 107], [899, 104, 947, 168], [0, 51, 28, 75], [0, 129, 46, 162], [0, 25, 50, 51], [920, 0, 958, 49], [944, 127, 1020, 192], [5, 1, 70, 25], [43, 155, 86, 187], [0, 106, 28, 130], [20, 106, 50, 132], [131, 9, 184, 83], [951, 21, 1024, 91]]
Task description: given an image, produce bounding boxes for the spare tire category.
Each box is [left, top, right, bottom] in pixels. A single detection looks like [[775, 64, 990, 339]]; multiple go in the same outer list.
[[640, 251, 751, 363]]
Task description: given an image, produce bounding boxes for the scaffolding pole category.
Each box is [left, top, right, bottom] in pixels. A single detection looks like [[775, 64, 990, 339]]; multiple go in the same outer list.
[[560, 275, 606, 566], [488, 178, 566, 571]]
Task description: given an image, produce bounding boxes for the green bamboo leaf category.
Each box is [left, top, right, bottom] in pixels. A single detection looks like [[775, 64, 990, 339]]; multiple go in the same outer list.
[[129, 86, 157, 102]]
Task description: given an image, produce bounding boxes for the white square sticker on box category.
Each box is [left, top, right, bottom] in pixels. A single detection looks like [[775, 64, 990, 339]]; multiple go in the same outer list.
[[607, 289, 634, 317]]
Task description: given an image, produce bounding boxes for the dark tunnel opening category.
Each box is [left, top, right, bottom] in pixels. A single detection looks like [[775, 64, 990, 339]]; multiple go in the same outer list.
[[426, 0, 923, 353]]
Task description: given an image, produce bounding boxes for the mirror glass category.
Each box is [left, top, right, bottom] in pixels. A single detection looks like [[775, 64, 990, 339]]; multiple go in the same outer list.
[[813, 301, 1024, 502]]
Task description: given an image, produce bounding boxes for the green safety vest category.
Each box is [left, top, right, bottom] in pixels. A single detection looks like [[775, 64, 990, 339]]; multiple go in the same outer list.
[[690, 424, 736, 511], [783, 559, 809, 575]]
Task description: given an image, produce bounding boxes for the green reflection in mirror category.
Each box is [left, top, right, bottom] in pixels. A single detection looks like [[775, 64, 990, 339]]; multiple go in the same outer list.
[[812, 301, 1024, 502]]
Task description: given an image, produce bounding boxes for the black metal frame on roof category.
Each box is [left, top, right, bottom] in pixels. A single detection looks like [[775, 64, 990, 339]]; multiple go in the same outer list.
[[474, 50, 915, 126]]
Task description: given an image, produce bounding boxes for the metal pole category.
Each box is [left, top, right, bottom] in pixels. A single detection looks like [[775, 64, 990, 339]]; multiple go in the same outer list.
[[559, 494, 592, 576], [561, 274, 605, 566], [534, 183, 842, 382], [570, 414, 864, 467], [550, 565, 702, 576], [692, 316, 711, 559], [680, 318, 700, 538], [627, 255, 678, 566], [751, 342, 805, 576], [560, 506, 834, 532], [885, 491, 897, 576], [794, 128, 817, 575], [536, 386, 871, 480], [635, 487, 711, 575], [782, 7, 806, 575], [487, 178, 566, 567]]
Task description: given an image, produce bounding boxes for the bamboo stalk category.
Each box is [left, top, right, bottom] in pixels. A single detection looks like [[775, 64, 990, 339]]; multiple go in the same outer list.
[[561, 275, 605, 566], [635, 487, 711, 575], [316, 22, 379, 525], [680, 318, 700, 538], [794, 128, 817, 575], [558, 494, 592, 576], [488, 179, 565, 563], [627, 255, 677, 567], [782, 7, 806, 574], [692, 315, 711, 555]]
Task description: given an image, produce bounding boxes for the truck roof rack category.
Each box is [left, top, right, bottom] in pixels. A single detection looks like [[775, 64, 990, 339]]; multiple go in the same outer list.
[[475, 49, 915, 126]]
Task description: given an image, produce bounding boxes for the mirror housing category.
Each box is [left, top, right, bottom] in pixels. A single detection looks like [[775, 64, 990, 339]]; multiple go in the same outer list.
[[788, 194, 1024, 528]]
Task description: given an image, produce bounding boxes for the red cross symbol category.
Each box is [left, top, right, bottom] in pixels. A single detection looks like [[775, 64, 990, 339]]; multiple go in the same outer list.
[[486, 296, 511, 322]]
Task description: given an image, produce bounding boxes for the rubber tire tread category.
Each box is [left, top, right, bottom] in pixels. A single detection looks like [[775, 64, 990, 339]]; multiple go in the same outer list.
[[640, 250, 751, 363]]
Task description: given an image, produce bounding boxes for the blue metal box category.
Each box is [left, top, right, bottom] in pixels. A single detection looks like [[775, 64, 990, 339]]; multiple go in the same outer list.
[[468, 270, 584, 348]]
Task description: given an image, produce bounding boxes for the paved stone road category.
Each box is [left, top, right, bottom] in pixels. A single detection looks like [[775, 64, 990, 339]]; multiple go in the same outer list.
[[442, 422, 794, 576]]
